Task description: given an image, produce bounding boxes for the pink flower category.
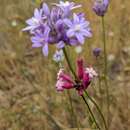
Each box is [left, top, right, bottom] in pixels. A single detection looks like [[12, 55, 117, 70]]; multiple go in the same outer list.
[[56, 69, 74, 91], [56, 59, 97, 96]]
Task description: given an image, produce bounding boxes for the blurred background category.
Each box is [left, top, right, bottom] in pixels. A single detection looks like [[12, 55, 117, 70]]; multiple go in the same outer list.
[[0, 0, 130, 130]]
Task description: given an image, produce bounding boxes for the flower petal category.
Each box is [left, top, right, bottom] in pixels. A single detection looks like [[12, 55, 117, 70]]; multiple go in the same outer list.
[[34, 8, 40, 18], [81, 30, 92, 37], [42, 44, 48, 56], [62, 82, 74, 89], [31, 37, 39, 43], [83, 73, 90, 88], [22, 26, 33, 31], [56, 41, 65, 49], [77, 58, 84, 79], [42, 3, 50, 16], [67, 29, 75, 37], [64, 19, 72, 27], [71, 4, 82, 10], [69, 38, 78, 46], [81, 21, 90, 28], [76, 33, 85, 44], [26, 18, 34, 25], [56, 80, 64, 91], [44, 26, 50, 37], [73, 13, 79, 24]]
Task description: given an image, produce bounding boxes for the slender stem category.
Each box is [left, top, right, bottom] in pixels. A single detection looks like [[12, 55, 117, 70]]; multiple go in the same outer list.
[[102, 17, 107, 76], [102, 16, 109, 126], [67, 91, 74, 126], [62, 47, 78, 80], [96, 57, 103, 109], [85, 90, 108, 130], [62, 47, 80, 129], [98, 76, 103, 108], [81, 95, 101, 130], [67, 91, 79, 128]]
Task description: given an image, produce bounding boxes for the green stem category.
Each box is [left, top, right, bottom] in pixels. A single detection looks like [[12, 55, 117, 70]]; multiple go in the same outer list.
[[96, 57, 103, 109], [62, 47, 79, 129], [81, 95, 101, 130], [98, 76, 103, 108], [67, 91, 74, 126], [102, 16, 109, 126], [62, 47, 78, 80], [85, 90, 108, 130], [67, 91, 79, 128]]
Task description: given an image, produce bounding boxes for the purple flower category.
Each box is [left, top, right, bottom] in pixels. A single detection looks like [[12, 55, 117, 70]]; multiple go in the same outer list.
[[23, 2, 92, 56], [93, 0, 109, 16], [56, 41, 65, 49], [50, 7, 63, 24], [64, 13, 92, 44], [22, 8, 44, 32], [53, 1, 81, 12], [93, 48, 102, 57], [53, 1, 81, 17], [53, 50, 64, 62], [42, 3, 50, 17], [31, 26, 50, 56]]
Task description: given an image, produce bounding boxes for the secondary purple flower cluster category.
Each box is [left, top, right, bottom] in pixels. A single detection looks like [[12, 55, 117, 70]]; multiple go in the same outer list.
[[23, 1, 92, 56]]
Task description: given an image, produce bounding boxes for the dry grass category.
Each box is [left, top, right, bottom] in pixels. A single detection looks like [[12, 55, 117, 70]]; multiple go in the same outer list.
[[0, 0, 130, 130]]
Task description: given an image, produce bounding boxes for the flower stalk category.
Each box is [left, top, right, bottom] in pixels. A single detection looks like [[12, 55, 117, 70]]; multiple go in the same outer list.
[[62, 47, 78, 80], [102, 16, 109, 126], [62, 47, 80, 129], [67, 91, 79, 128], [85, 90, 108, 130], [81, 95, 101, 130]]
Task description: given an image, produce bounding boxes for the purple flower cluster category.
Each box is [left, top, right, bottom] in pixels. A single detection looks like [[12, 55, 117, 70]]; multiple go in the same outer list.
[[23, 1, 92, 56], [93, 0, 109, 16]]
